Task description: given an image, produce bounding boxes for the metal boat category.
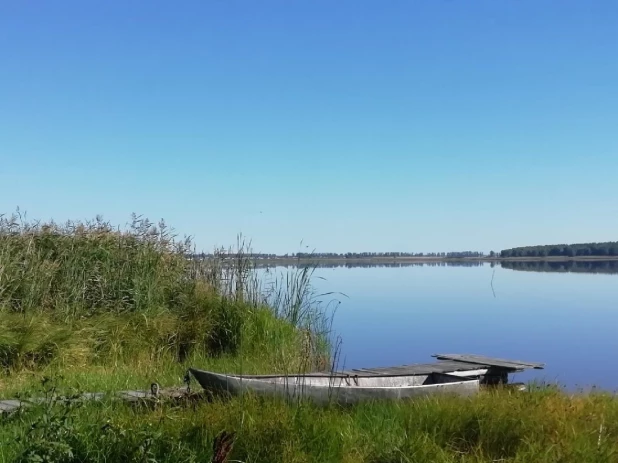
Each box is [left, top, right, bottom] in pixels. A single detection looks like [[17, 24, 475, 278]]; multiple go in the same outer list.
[[188, 368, 479, 405]]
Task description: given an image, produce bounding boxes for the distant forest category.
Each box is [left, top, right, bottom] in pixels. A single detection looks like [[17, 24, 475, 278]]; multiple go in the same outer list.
[[500, 242, 618, 258], [191, 251, 485, 259], [294, 251, 485, 259], [254, 261, 486, 269]]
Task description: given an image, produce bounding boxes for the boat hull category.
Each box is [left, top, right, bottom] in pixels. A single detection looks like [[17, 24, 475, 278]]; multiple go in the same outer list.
[[188, 368, 479, 405]]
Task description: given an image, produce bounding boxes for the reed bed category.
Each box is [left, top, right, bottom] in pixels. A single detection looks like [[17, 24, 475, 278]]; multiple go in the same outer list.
[[0, 211, 331, 376]]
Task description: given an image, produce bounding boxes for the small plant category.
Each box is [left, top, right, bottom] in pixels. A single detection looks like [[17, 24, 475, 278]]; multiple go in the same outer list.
[[15, 377, 81, 463], [211, 430, 236, 463]]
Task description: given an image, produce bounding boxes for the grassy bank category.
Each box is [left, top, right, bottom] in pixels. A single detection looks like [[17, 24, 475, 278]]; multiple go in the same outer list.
[[1, 212, 617, 462], [1, 383, 618, 462], [0, 212, 329, 393]]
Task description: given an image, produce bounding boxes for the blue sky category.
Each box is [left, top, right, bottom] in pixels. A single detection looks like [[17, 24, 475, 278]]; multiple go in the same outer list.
[[1, 1, 617, 254]]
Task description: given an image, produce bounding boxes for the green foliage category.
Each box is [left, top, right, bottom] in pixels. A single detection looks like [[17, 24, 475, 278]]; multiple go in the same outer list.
[[14, 379, 79, 463], [3, 387, 618, 463], [0, 305, 319, 382], [0, 315, 75, 372]]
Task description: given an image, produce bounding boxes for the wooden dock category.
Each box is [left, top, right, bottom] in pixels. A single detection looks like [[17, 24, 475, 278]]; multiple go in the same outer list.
[[330, 353, 544, 385], [0, 354, 544, 414], [0, 386, 191, 415]]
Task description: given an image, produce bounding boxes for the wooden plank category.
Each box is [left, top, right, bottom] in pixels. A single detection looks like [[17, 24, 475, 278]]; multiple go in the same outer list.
[[350, 368, 390, 375], [399, 363, 466, 374], [0, 387, 191, 415], [80, 392, 106, 401], [117, 390, 150, 401], [346, 360, 490, 377], [433, 354, 544, 370], [438, 354, 544, 370], [0, 400, 24, 413], [270, 355, 517, 378], [432, 360, 491, 371]]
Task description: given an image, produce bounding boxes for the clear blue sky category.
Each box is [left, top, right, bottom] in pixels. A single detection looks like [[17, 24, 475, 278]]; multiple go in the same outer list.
[[1, 1, 617, 254]]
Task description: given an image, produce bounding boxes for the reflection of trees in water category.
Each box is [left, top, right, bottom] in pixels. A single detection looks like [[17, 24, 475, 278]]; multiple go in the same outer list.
[[500, 260, 618, 275], [254, 261, 486, 270], [252, 260, 618, 274]]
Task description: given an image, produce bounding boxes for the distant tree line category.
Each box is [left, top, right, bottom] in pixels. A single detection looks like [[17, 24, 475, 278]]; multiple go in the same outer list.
[[189, 251, 485, 260], [444, 251, 485, 258], [266, 251, 484, 259], [254, 261, 486, 270], [500, 242, 618, 258]]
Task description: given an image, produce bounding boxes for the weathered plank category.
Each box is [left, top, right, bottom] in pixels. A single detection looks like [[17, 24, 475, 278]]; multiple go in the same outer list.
[[117, 390, 151, 402], [81, 392, 106, 401], [0, 400, 24, 413], [346, 360, 491, 377], [116, 387, 190, 401], [416, 360, 491, 372], [433, 354, 545, 370], [303, 355, 523, 378], [0, 387, 191, 415]]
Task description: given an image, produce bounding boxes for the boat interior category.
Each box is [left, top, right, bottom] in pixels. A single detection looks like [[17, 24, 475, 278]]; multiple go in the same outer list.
[[238, 372, 473, 388]]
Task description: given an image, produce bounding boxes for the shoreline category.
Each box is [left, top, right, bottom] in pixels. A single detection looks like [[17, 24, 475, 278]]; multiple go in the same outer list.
[[231, 256, 618, 266]]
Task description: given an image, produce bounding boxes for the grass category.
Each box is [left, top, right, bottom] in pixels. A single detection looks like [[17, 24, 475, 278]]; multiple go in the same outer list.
[[1, 211, 618, 462], [0, 307, 313, 398], [1, 384, 618, 462]]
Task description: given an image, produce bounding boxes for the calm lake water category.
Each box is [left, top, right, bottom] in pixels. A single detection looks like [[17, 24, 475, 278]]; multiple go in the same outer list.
[[260, 261, 618, 391]]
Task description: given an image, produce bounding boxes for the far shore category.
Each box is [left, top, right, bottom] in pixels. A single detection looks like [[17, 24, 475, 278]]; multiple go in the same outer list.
[[239, 255, 618, 265]]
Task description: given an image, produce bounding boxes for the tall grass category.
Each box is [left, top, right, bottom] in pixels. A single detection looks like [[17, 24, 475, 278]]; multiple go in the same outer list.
[[0, 211, 333, 389], [0, 212, 193, 315]]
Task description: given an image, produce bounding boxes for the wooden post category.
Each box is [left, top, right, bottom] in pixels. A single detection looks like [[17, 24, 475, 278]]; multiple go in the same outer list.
[[481, 367, 509, 385]]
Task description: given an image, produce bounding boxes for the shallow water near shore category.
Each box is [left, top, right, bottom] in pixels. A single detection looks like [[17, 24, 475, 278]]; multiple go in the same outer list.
[[259, 261, 618, 391]]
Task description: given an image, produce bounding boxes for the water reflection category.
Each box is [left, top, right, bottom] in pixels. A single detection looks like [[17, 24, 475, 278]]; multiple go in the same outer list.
[[255, 261, 485, 269], [500, 260, 618, 275], [256, 260, 618, 389], [254, 259, 618, 274]]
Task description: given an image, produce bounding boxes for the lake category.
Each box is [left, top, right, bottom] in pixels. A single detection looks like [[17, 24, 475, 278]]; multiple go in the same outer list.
[[260, 261, 618, 391]]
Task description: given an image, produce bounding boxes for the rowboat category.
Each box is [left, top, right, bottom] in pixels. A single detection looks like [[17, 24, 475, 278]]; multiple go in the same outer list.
[[188, 368, 480, 404]]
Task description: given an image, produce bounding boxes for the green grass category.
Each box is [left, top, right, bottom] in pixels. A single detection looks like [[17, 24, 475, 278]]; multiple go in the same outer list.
[[0, 306, 316, 397], [1, 211, 618, 462], [1, 384, 618, 462]]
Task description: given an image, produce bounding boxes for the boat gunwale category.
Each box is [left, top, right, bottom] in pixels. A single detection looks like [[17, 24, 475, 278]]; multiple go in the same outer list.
[[188, 368, 487, 380], [189, 368, 480, 390]]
